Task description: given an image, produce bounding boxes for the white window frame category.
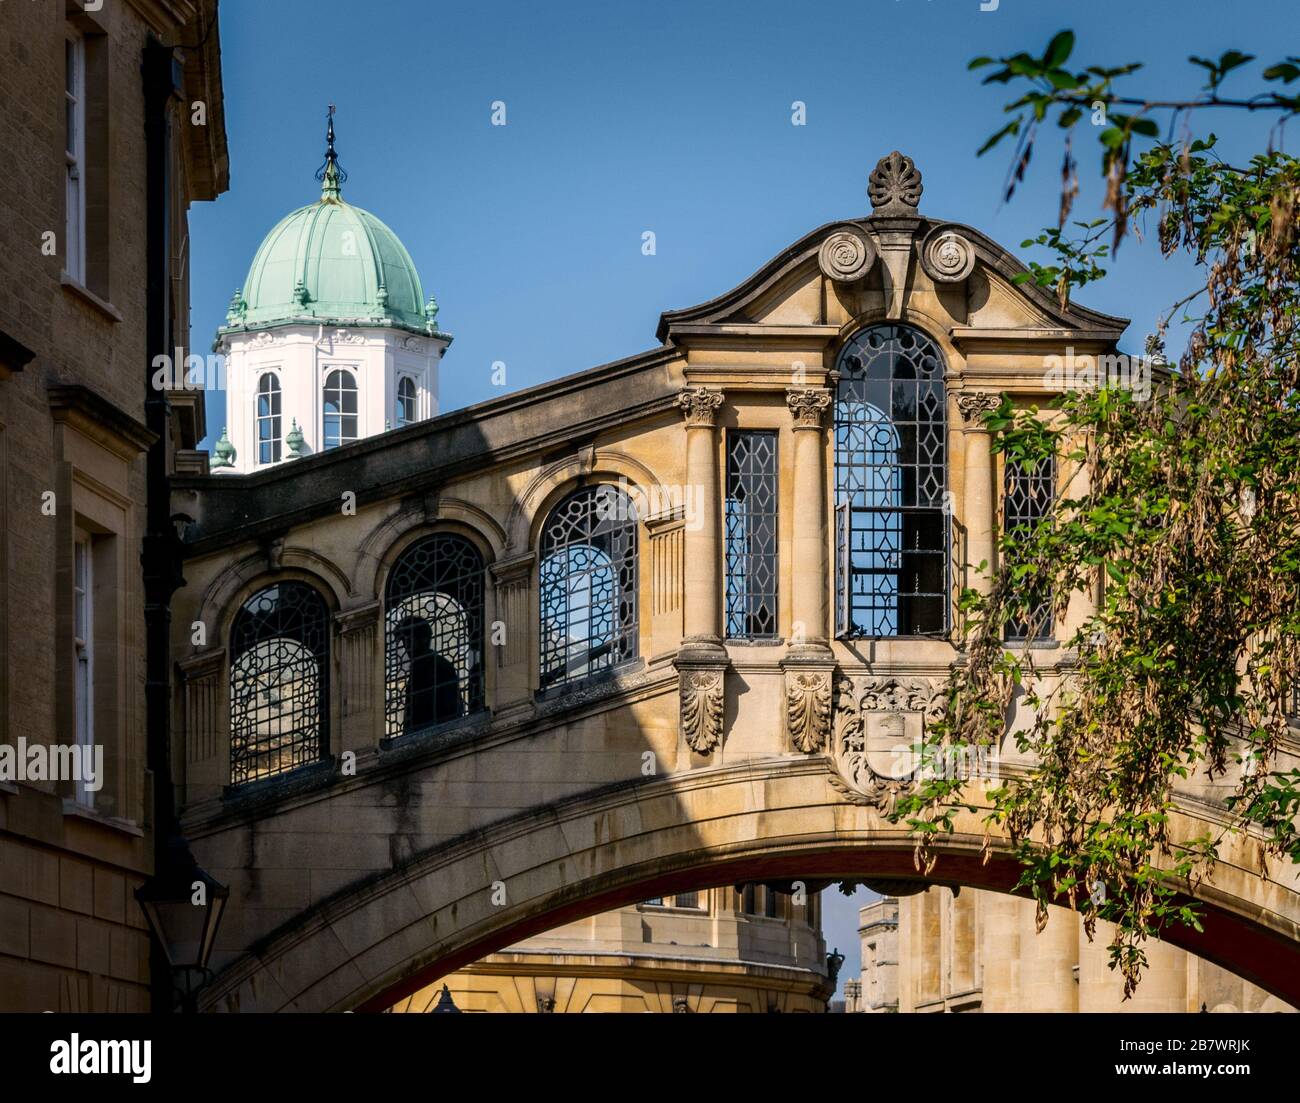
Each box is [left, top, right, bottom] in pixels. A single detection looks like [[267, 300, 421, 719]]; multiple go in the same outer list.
[[64, 29, 86, 284], [73, 532, 94, 808], [395, 375, 417, 428], [322, 367, 359, 450], [256, 371, 282, 465]]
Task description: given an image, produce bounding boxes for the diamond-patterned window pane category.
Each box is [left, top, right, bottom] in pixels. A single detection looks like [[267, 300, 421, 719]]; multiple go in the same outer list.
[[229, 582, 329, 785], [539, 485, 638, 691], [1004, 455, 1055, 641], [384, 534, 485, 738], [834, 325, 948, 637], [726, 431, 778, 639]]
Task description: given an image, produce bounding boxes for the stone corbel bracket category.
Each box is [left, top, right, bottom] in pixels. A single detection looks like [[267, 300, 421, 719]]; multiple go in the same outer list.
[[675, 649, 727, 755], [780, 653, 836, 754]]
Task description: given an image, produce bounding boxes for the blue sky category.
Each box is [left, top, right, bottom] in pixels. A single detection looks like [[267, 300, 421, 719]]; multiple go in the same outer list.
[[191, 0, 1295, 995]]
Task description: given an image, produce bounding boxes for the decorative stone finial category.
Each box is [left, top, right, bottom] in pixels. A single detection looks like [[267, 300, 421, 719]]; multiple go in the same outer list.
[[868, 151, 923, 217], [225, 287, 247, 326], [285, 418, 305, 458], [424, 295, 440, 334], [315, 104, 348, 202], [212, 426, 236, 469], [293, 279, 311, 308], [376, 282, 389, 312]]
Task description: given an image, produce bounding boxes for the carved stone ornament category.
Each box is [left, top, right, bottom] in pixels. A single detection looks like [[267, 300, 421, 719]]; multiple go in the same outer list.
[[868, 151, 923, 217], [786, 670, 832, 754], [828, 675, 946, 812], [955, 391, 1000, 424], [818, 227, 877, 283], [785, 388, 832, 430], [680, 669, 725, 754], [920, 229, 976, 283], [675, 386, 725, 428]]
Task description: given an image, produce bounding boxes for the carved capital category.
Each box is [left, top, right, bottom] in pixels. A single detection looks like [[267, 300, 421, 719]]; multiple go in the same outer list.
[[868, 151, 923, 217], [786, 388, 832, 430], [675, 386, 725, 429], [678, 667, 725, 755], [785, 669, 832, 753], [955, 391, 1000, 425], [334, 600, 380, 637]]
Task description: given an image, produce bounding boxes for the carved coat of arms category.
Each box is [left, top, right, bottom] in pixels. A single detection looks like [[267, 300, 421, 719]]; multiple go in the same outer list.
[[829, 676, 946, 812]]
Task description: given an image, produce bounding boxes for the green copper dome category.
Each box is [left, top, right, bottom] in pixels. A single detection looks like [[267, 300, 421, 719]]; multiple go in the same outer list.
[[219, 119, 447, 341]]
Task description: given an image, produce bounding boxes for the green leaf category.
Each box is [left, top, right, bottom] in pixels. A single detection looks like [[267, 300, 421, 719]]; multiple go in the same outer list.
[[1044, 30, 1075, 70]]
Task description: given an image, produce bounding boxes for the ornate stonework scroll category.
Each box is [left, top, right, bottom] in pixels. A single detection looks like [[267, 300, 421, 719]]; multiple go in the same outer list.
[[818, 227, 877, 283], [956, 391, 1000, 424], [680, 669, 725, 754], [828, 675, 947, 812], [785, 669, 832, 754], [920, 229, 976, 283], [868, 151, 923, 217], [675, 386, 725, 428], [785, 388, 832, 430]]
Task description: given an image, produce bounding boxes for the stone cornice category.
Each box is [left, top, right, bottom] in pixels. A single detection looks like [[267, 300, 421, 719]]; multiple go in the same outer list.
[[48, 384, 158, 461]]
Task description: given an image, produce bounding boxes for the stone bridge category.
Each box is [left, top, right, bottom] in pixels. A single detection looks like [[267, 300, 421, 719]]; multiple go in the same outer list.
[[169, 156, 1300, 1011]]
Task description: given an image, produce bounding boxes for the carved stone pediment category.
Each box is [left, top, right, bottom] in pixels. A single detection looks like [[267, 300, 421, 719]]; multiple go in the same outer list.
[[828, 675, 947, 811]]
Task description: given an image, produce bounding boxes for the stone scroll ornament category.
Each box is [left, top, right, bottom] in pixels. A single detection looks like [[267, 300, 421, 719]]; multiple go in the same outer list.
[[786, 671, 832, 754], [867, 151, 923, 216], [675, 386, 725, 428], [827, 675, 947, 812], [785, 388, 832, 429], [680, 670, 724, 754], [919, 228, 976, 283], [818, 227, 877, 283]]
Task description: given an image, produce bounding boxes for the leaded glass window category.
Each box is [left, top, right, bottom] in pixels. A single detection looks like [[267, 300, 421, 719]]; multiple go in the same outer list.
[[1004, 454, 1056, 641], [834, 324, 948, 637], [726, 431, 778, 639], [323, 368, 358, 450], [538, 484, 638, 691], [384, 534, 484, 737], [257, 372, 281, 464], [229, 582, 329, 786]]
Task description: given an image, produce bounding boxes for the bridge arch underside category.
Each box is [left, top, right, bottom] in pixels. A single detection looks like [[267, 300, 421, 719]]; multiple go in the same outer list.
[[200, 760, 1300, 1012]]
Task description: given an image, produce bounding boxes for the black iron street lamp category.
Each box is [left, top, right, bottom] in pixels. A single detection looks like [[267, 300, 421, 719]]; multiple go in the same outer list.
[[135, 837, 229, 1013]]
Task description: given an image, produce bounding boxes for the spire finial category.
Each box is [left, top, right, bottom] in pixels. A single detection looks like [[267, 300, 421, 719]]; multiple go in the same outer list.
[[316, 104, 347, 201]]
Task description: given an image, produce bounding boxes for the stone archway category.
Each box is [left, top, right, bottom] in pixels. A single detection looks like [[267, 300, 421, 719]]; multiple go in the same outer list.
[[200, 756, 1300, 1012]]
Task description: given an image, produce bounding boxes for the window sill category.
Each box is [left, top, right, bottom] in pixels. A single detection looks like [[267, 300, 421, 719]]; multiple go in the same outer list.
[[61, 272, 123, 323], [61, 798, 144, 837], [1004, 637, 1060, 649], [535, 658, 645, 704]]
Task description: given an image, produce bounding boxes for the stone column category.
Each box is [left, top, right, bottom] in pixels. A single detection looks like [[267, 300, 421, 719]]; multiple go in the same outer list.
[[674, 387, 727, 759], [1016, 897, 1079, 1012], [490, 552, 535, 716], [978, 890, 1021, 1012], [781, 388, 835, 755], [956, 392, 1000, 605], [675, 386, 724, 646], [335, 601, 380, 752], [177, 647, 225, 799]]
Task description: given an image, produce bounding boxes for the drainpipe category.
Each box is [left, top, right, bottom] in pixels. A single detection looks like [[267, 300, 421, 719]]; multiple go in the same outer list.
[[141, 39, 185, 1015]]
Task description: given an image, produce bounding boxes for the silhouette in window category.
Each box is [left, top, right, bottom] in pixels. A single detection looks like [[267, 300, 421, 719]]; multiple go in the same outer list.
[[396, 617, 462, 730]]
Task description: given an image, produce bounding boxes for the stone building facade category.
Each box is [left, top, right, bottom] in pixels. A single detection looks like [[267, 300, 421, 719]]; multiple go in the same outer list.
[[0, 0, 227, 1011], [392, 885, 831, 1013], [853, 889, 1296, 1013]]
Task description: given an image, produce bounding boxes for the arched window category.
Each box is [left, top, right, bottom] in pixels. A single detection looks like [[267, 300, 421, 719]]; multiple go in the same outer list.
[[323, 369, 358, 450], [384, 534, 485, 737], [834, 324, 948, 637], [395, 376, 417, 428], [539, 484, 638, 690], [256, 372, 281, 464], [229, 582, 329, 785]]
